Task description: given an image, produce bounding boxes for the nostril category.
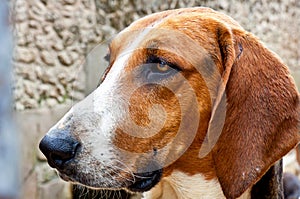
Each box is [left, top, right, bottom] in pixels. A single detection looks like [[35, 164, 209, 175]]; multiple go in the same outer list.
[[50, 142, 80, 163], [48, 142, 81, 169], [39, 134, 81, 169]]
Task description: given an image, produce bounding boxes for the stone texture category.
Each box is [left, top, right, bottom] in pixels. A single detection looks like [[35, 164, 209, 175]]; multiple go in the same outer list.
[[22, 171, 38, 199], [12, 0, 300, 111], [38, 178, 72, 199], [40, 50, 55, 66], [13, 47, 35, 64], [58, 51, 74, 66], [12, 0, 91, 110], [15, 105, 76, 199]]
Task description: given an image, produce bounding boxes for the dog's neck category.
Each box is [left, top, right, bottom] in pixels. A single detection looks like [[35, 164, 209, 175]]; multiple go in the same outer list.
[[142, 171, 250, 199], [142, 160, 283, 199]]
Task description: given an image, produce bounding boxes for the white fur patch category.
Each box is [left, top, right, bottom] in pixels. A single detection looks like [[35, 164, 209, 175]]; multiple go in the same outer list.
[[142, 171, 250, 199]]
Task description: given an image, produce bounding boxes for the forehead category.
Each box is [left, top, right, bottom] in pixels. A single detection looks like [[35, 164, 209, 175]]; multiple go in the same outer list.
[[109, 12, 219, 73], [111, 11, 210, 49], [109, 6, 242, 56]]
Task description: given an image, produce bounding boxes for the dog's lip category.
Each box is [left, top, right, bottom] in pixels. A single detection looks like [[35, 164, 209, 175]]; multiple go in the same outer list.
[[55, 162, 163, 192], [127, 169, 163, 192], [58, 171, 73, 182], [55, 165, 78, 183]]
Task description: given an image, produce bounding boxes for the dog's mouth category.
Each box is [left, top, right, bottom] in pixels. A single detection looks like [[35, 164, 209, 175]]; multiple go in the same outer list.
[[58, 169, 162, 193], [56, 164, 162, 193], [53, 157, 163, 193], [127, 169, 163, 192]]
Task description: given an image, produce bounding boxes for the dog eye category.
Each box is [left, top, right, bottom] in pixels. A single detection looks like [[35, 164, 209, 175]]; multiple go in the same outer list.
[[152, 61, 171, 73], [143, 56, 180, 82]]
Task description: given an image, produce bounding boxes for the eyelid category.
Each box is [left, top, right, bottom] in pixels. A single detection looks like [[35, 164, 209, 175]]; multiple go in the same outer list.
[[146, 55, 181, 71]]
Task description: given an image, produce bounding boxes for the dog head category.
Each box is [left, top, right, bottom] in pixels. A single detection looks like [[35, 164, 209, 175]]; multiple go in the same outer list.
[[39, 7, 299, 198]]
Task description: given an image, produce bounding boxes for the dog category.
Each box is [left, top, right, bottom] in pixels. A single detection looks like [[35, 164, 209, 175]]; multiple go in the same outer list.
[[39, 7, 300, 199]]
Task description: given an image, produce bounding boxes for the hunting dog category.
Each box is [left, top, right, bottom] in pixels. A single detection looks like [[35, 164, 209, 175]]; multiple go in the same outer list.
[[40, 7, 299, 199]]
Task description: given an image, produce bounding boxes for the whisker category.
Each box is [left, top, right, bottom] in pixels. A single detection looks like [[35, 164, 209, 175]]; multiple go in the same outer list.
[[107, 162, 134, 182]]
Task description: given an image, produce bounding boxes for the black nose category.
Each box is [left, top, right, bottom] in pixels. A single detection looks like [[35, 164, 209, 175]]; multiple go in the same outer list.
[[39, 129, 81, 169]]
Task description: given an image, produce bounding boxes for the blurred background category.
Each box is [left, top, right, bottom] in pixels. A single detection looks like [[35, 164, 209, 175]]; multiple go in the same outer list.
[[0, 0, 299, 198]]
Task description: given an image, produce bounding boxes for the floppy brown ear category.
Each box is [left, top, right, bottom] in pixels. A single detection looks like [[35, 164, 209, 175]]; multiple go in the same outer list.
[[210, 27, 300, 198]]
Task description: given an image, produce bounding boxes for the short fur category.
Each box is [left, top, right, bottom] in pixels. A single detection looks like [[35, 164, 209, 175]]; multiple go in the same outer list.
[[40, 7, 300, 199]]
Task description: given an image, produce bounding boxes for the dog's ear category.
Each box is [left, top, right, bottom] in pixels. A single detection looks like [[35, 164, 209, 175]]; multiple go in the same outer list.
[[208, 24, 299, 199]]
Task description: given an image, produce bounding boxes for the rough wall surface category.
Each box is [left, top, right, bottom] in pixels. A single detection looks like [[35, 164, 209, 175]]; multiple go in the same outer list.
[[12, 0, 300, 198], [13, 0, 300, 110]]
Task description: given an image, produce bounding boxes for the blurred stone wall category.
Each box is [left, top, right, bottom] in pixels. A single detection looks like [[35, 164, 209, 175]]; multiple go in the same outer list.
[[12, 0, 299, 198], [13, 0, 300, 111], [0, 1, 19, 198]]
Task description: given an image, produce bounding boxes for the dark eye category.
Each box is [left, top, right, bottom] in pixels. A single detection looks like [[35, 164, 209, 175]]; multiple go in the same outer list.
[[143, 56, 180, 82]]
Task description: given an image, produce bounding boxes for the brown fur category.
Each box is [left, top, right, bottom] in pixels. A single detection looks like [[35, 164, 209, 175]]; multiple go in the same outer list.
[[40, 7, 300, 199], [109, 7, 299, 198]]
